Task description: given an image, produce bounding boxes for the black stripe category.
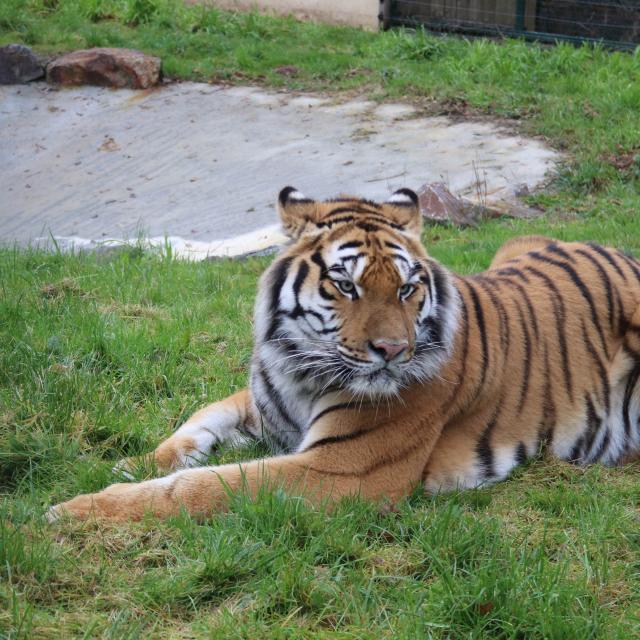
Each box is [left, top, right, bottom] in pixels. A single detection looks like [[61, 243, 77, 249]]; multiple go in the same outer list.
[[568, 436, 585, 464], [590, 428, 610, 463], [338, 240, 364, 250], [326, 197, 381, 209], [326, 205, 381, 217], [476, 403, 502, 478], [617, 251, 640, 281], [546, 243, 575, 262], [307, 402, 355, 430], [431, 262, 449, 315], [259, 367, 301, 433], [341, 253, 367, 263], [456, 293, 470, 386], [303, 418, 391, 457], [318, 284, 336, 301], [290, 261, 310, 318], [296, 308, 326, 325], [265, 257, 294, 340], [355, 222, 383, 233], [465, 281, 489, 390], [499, 277, 540, 342], [305, 431, 429, 478], [615, 288, 627, 336], [623, 341, 640, 359], [583, 394, 602, 462], [310, 250, 326, 273], [525, 266, 573, 399], [623, 360, 640, 439], [316, 325, 340, 335], [515, 442, 528, 465], [322, 208, 404, 231], [361, 214, 404, 230], [317, 216, 355, 228], [587, 243, 626, 281], [496, 267, 529, 283], [408, 256, 424, 278], [385, 241, 403, 250], [420, 317, 444, 348], [476, 277, 510, 353], [339, 351, 370, 364], [580, 317, 610, 413], [538, 343, 556, 451], [576, 248, 616, 330], [512, 297, 532, 414], [529, 251, 609, 359]]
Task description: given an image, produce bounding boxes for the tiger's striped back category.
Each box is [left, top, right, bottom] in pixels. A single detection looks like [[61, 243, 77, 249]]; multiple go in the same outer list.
[[424, 238, 640, 491]]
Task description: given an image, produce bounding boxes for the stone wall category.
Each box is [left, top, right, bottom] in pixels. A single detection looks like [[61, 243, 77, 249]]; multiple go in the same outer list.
[[188, 0, 381, 30]]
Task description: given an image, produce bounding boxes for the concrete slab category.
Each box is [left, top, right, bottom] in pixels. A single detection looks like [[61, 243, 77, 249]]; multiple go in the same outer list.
[[1, 82, 559, 258]]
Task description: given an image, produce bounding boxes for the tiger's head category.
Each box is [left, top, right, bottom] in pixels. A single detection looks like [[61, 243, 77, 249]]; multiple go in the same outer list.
[[253, 187, 459, 398]]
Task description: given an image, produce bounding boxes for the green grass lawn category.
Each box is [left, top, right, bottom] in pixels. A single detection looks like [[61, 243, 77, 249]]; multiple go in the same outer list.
[[2, 1, 640, 638], [3, 245, 640, 639]]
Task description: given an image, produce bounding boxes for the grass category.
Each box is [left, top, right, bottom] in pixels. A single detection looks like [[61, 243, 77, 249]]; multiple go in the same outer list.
[[2, 1, 640, 637], [2, 238, 640, 638]]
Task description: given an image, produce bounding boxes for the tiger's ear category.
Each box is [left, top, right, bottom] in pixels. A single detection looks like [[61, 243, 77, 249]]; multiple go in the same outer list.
[[384, 188, 422, 237], [277, 186, 321, 239]]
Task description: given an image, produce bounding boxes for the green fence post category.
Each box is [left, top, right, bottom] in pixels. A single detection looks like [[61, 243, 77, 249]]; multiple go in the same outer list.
[[515, 0, 526, 33]]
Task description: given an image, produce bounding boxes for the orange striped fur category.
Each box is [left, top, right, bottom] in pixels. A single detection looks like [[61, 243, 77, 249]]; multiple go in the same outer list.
[[49, 188, 640, 521]]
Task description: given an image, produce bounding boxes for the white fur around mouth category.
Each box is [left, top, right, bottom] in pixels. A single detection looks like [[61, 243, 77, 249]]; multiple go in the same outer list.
[[348, 370, 402, 397]]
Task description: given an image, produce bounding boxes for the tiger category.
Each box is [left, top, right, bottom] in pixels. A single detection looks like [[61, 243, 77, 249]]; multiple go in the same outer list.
[[48, 186, 640, 522]]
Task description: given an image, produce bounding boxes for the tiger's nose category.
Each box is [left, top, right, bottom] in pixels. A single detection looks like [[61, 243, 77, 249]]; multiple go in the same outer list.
[[370, 340, 408, 362]]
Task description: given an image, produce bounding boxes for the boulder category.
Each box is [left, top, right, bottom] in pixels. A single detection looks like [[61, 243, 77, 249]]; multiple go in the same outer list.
[[418, 182, 478, 227], [46, 48, 161, 89], [418, 181, 542, 227], [0, 44, 45, 84]]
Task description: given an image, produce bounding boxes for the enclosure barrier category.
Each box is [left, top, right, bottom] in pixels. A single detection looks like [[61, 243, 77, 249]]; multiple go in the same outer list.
[[381, 0, 640, 50]]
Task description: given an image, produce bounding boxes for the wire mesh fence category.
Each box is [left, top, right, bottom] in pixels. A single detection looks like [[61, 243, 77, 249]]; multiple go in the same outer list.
[[386, 1, 640, 49]]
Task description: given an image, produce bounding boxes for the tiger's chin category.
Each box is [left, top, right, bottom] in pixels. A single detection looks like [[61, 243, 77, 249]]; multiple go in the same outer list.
[[346, 370, 403, 398]]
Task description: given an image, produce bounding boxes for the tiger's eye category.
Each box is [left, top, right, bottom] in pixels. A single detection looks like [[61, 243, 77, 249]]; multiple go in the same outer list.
[[399, 284, 414, 298], [338, 280, 355, 294]]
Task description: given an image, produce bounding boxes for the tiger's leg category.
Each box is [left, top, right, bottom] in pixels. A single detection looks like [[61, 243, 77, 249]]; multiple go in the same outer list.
[[115, 389, 260, 477], [49, 418, 440, 522]]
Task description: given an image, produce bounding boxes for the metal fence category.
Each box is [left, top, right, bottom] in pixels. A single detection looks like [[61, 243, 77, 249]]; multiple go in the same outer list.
[[383, 0, 640, 49]]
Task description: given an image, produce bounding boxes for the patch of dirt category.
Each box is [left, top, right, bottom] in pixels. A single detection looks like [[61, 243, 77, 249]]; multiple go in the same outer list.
[[602, 145, 640, 173], [98, 302, 169, 320], [41, 277, 86, 299]]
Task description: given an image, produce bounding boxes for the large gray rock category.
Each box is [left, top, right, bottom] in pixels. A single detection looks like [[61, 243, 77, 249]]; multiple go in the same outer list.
[[0, 44, 44, 84], [418, 181, 541, 227], [47, 48, 161, 89], [418, 182, 478, 227]]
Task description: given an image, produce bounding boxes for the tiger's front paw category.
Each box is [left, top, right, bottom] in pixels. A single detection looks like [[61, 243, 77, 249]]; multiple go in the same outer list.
[[46, 478, 177, 523], [46, 483, 139, 522], [46, 493, 102, 522]]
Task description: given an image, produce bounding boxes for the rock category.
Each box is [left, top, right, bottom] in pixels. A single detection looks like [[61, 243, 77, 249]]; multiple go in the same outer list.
[[0, 44, 45, 84], [418, 181, 542, 227], [417, 182, 478, 227], [46, 48, 161, 89], [274, 65, 300, 76], [473, 199, 542, 220]]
